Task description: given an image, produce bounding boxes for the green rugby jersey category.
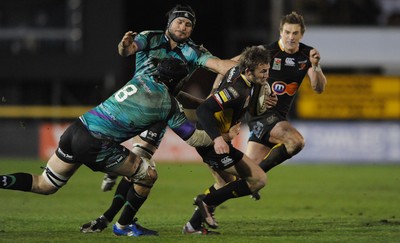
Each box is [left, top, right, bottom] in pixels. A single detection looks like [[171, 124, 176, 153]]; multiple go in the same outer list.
[[80, 75, 188, 143], [133, 30, 215, 77]]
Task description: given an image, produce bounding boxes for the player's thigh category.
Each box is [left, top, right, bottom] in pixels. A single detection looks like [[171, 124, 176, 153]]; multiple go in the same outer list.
[[245, 141, 270, 163], [225, 155, 264, 180], [269, 121, 302, 144], [209, 167, 235, 189], [34, 153, 81, 193], [131, 136, 158, 154], [224, 156, 266, 190], [111, 152, 141, 178], [47, 153, 81, 178]]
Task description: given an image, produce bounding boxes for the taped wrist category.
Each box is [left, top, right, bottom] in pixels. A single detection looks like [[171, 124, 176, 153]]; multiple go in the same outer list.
[[185, 129, 213, 147], [312, 63, 322, 72]]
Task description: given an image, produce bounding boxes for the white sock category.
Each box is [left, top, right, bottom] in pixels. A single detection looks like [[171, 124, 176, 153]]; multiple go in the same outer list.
[[185, 222, 195, 231], [115, 222, 126, 230]]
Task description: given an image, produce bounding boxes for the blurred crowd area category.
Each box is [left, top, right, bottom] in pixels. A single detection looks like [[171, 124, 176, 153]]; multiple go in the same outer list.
[[0, 0, 399, 112], [292, 0, 400, 26]]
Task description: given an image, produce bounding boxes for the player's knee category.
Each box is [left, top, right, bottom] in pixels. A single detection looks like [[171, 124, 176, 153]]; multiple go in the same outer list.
[[147, 167, 158, 184], [134, 168, 157, 189], [34, 165, 69, 195], [257, 173, 267, 190], [293, 136, 305, 154], [31, 175, 59, 195], [249, 173, 266, 192], [286, 135, 305, 156], [130, 157, 157, 188]]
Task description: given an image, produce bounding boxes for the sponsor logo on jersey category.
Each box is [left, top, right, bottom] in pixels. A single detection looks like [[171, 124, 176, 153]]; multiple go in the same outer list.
[[148, 130, 158, 138], [219, 89, 230, 102], [140, 130, 148, 138], [57, 147, 73, 160], [215, 88, 233, 104], [227, 68, 236, 82], [214, 93, 223, 104], [214, 86, 239, 105], [298, 60, 308, 70], [285, 57, 295, 66], [227, 87, 239, 99], [221, 156, 234, 167], [2, 176, 9, 187], [272, 81, 299, 96], [272, 58, 282, 70], [250, 121, 264, 138]]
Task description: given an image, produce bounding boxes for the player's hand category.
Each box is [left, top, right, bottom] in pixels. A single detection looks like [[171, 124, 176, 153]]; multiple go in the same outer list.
[[120, 31, 137, 48], [266, 93, 278, 108], [228, 122, 241, 140], [309, 49, 321, 66], [213, 136, 230, 154]]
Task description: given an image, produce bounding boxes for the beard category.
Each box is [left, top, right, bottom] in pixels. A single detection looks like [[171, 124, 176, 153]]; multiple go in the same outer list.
[[167, 28, 189, 43]]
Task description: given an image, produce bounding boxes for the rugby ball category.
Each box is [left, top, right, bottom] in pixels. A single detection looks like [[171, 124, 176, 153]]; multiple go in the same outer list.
[[256, 83, 271, 115]]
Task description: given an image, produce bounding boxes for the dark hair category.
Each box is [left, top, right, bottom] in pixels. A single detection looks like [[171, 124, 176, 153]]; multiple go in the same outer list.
[[154, 57, 189, 93], [280, 11, 306, 35], [239, 46, 270, 72], [166, 4, 196, 27]]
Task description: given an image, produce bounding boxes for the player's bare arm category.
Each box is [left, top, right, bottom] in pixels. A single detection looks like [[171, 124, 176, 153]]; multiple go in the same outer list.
[[118, 31, 138, 56], [205, 58, 237, 77], [210, 55, 240, 95], [307, 48, 327, 93]]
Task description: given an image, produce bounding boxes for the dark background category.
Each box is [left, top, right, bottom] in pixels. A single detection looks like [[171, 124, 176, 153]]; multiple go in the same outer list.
[[1, 0, 394, 106], [1, 0, 399, 159]]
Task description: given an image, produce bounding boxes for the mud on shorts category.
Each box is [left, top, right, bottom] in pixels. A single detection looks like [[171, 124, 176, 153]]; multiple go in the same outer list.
[[247, 109, 287, 148], [55, 119, 130, 172], [196, 143, 244, 170]]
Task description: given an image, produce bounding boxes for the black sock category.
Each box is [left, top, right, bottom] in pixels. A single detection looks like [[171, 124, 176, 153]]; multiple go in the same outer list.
[[118, 187, 147, 226], [189, 184, 217, 229], [103, 178, 133, 222], [0, 173, 33, 191], [204, 184, 217, 194], [259, 144, 291, 173], [203, 179, 251, 207]]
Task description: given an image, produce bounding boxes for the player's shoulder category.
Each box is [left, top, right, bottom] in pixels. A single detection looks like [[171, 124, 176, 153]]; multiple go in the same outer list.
[[220, 66, 250, 96], [262, 41, 279, 51], [299, 42, 314, 55], [137, 30, 164, 40], [299, 42, 313, 49], [225, 66, 241, 82], [185, 38, 212, 54], [129, 75, 163, 92], [139, 30, 164, 35]]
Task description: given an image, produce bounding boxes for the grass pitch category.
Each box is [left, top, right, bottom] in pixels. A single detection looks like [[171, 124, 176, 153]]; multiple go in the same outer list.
[[0, 159, 399, 242]]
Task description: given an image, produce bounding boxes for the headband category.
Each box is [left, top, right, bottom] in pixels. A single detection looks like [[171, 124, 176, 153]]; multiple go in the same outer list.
[[168, 10, 196, 27]]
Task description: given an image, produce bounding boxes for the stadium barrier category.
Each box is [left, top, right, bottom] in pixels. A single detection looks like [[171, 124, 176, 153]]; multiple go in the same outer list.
[[38, 121, 400, 163], [297, 75, 400, 120]]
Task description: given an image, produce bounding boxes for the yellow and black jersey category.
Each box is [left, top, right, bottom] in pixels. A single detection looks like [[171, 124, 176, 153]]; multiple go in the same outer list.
[[251, 41, 313, 118], [196, 66, 253, 140]]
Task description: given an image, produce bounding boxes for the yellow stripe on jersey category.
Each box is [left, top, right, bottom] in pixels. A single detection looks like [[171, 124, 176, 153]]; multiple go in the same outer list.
[[240, 74, 252, 87], [213, 109, 233, 133], [218, 90, 229, 102], [214, 93, 223, 104]]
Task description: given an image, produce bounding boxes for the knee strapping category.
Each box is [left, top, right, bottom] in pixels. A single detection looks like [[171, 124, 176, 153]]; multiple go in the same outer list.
[[130, 157, 157, 188], [132, 143, 154, 159], [42, 165, 69, 189], [130, 157, 155, 180]]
